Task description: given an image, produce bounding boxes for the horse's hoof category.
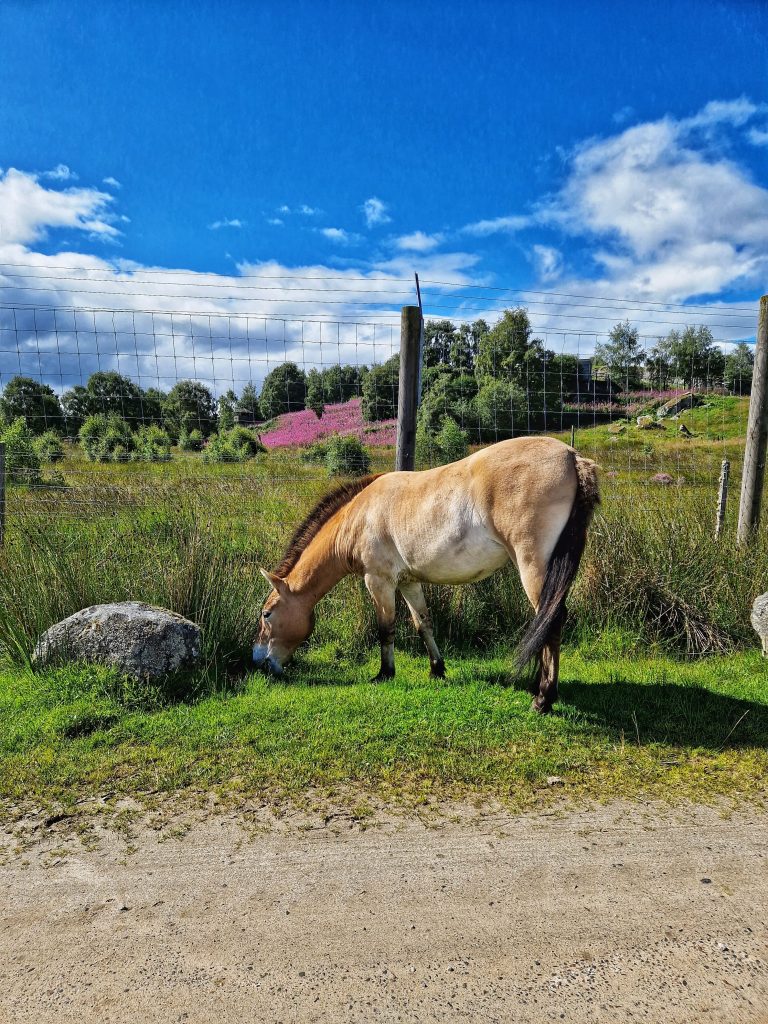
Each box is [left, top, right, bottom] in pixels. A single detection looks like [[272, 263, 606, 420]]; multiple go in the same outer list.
[[430, 661, 446, 679], [371, 671, 394, 683], [531, 698, 552, 715]]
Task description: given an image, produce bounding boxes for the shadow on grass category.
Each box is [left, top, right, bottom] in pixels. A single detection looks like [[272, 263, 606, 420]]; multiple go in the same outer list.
[[559, 679, 768, 750]]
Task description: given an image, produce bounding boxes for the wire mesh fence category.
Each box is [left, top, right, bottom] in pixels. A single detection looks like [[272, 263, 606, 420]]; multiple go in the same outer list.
[[0, 271, 761, 545]]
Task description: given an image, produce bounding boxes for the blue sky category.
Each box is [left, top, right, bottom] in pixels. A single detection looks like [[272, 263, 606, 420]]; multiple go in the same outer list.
[[0, 0, 766, 389]]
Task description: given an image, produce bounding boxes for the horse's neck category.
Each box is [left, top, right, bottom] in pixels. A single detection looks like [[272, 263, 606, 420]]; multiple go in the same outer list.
[[285, 522, 349, 603]]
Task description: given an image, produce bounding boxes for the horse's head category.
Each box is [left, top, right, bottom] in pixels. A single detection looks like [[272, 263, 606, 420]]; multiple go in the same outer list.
[[253, 569, 315, 675]]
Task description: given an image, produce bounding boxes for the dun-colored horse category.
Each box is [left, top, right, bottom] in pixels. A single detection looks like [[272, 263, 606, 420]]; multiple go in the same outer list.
[[254, 436, 599, 712]]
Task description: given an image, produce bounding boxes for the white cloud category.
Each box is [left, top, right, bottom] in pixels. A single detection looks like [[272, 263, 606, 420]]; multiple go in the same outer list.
[[0, 167, 119, 245], [461, 214, 531, 237], [103, 176, 121, 188], [208, 218, 244, 230], [298, 204, 321, 216], [362, 197, 390, 228], [319, 227, 362, 245], [530, 244, 563, 283], [41, 164, 78, 182], [266, 217, 284, 226], [748, 127, 768, 147], [278, 205, 291, 214], [682, 96, 764, 131], [394, 231, 444, 253], [542, 105, 768, 300]]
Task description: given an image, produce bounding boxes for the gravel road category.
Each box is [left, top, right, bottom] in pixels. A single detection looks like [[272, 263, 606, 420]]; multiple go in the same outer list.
[[1, 801, 767, 1023]]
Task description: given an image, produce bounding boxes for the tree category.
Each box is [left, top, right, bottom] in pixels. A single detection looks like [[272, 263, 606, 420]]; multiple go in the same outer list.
[[259, 362, 307, 419], [218, 389, 238, 431], [475, 308, 533, 381], [423, 320, 457, 369], [162, 380, 217, 438], [645, 336, 675, 390], [0, 376, 64, 434], [666, 326, 725, 389], [84, 371, 146, 424], [319, 364, 366, 403], [306, 370, 325, 418], [724, 342, 755, 395], [361, 355, 399, 422], [594, 321, 643, 390], [474, 379, 527, 440], [236, 383, 261, 425], [450, 320, 487, 372], [140, 387, 166, 426]]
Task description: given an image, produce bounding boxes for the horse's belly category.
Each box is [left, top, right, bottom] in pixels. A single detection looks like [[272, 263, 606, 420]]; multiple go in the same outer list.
[[406, 527, 510, 585]]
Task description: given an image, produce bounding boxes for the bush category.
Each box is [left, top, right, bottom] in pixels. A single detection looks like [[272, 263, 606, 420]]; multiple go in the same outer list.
[[33, 430, 65, 463], [0, 417, 41, 483], [300, 440, 330, 465], [436, 416, 469, 463], [178, 428, 204, 452], [325, 434, 371, 476], [79, 414, 135, 462], [202, 427, 265, 464], [133, 425, 172, 462]]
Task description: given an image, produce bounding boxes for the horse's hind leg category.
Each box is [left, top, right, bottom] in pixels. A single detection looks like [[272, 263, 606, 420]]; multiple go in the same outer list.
[[399, 581, 446, 678], [364, 573, 397, 681], [517, 552, 562, 713]]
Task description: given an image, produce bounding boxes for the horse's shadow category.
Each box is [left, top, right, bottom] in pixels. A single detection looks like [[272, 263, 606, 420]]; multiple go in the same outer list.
[[502, 672, 768, 750]]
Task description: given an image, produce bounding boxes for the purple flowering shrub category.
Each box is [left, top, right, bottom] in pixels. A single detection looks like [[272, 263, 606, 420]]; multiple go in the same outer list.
[[260, 398, 396, 449]]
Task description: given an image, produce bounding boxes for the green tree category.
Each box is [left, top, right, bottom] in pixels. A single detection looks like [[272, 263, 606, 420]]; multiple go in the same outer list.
[[0, 377, 63, 434], [325, 434, 371, 476], [79, 414, 135, 462], [436, 416, 469, 463], [361, 355, 399, 422], [475, 308, 532, 381], [84, 371, 146, 425], [645, 336, 675, 390], [61, 386, 91, 435], [236, 383, 261, 424], [320, 365, 366, 403], [0, 417, 41, 482], [258, 362, 307, 419], [217, 389, 238, 431], [594, 321, 643, 390], [450, 320, 487, 372], [474, 379, 527, 440], [306, 370, 325, 418], [162, 381, 217, 438], [723, 343, 754, 395], [423, 320, 458, 368], [141, 387, 166, 425], [667, 326, 725, 389]]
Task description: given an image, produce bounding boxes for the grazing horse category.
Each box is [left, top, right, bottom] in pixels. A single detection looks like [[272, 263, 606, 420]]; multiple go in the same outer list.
[[254, 436, 599, 713]]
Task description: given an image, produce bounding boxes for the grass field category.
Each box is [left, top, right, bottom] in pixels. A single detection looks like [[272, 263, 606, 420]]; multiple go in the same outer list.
[[0, 394, 766, 816]]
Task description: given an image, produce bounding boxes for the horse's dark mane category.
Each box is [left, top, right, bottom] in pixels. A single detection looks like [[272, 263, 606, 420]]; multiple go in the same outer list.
[[273, 474, 383, 578]]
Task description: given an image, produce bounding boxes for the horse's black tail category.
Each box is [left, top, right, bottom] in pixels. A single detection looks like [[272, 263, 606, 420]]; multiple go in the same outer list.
[[515, 454, 600, 672]]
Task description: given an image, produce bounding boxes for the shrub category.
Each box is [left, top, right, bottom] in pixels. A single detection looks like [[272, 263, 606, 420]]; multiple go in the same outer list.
[[325, 434, 371, 476], [178, 427, 204, 452], [436, 416, 469, 463], [33, 430, 65, 463], [202, 427, 265, 464], [0, 417, 41, 483], [79, 414, 135, 462], [300, 440, 330, 465], [133, 425, 172, 462]]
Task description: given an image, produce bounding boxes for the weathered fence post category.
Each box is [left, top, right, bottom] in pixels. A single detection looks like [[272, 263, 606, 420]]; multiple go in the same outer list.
[[715, 458, 730, 538], [570, 424, 575, 448], [0, 442, 5, 549], [737, 295, 768, 544], [396, 305, 423, 471]]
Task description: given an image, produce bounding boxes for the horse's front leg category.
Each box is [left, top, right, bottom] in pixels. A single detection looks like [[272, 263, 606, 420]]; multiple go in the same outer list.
[[364, 573, 397, 681], [399, 581, 446, 679]]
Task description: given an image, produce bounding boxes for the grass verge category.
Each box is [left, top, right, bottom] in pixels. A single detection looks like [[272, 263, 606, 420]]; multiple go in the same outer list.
[[1, 647, 766, 817]]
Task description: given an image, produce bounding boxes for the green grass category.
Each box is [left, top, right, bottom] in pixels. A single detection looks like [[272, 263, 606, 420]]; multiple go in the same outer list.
[[0, 415, 766, 817], [1, 647, 766, 815]]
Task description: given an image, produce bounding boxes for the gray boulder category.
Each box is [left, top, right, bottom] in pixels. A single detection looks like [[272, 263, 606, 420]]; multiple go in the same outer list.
[[656, 392, 703, 419], [34, 602, 201, 680], [751, 594, 768, 656]]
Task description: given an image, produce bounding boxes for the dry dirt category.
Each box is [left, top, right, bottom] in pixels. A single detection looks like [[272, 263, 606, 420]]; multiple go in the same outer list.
[[1, 800, 767, 1023]]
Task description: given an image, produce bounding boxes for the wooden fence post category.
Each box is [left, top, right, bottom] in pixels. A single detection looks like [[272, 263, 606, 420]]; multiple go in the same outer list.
[[0, 442, 5, 549], [570, 424, 575, 448], [737, 295, 768, 544], [396, 305, 423, 472], [715, 458, 730, 538]]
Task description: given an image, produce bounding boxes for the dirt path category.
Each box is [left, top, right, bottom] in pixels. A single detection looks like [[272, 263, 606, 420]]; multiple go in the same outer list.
[[1, 801, 767, 1023]]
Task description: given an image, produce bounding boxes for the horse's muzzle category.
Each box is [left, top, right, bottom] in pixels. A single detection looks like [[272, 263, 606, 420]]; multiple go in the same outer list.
[[252, 644, 284, 676]]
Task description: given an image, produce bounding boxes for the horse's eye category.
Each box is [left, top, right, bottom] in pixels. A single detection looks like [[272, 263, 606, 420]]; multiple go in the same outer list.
[[262, 610, 271, 620]]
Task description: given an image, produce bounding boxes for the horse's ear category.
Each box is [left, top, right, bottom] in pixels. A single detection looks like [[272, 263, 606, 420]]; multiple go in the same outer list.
[[260, 568, 288, 594]]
